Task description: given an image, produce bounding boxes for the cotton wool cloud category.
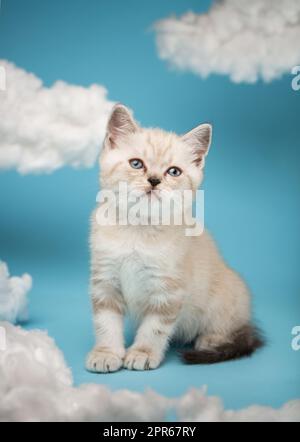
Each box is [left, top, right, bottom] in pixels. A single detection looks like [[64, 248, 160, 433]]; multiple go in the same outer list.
[[0, 323, 168, 422], [0, 262, 32, 324], [154, 0, 300, 84], [0, 60, 114, 174], [176, 389, 300, 423], [0, 322, 299, 422]]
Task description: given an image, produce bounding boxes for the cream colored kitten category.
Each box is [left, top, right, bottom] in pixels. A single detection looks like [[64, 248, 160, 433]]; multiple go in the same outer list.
[[86, 104, 263, 373]]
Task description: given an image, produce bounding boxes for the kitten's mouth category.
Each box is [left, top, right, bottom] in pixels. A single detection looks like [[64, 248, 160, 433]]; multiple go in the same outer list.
[[145, 188, 161, 200]]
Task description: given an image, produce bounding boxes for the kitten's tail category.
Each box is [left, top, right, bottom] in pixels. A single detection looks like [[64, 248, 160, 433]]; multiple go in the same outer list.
[[182, 325, 265, 365]]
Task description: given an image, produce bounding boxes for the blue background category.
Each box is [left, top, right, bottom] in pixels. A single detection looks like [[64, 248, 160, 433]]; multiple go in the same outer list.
[[0, 0, 299, 410]]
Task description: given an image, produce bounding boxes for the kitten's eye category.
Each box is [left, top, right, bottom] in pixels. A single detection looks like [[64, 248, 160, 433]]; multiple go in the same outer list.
[[167, 167, 182, 177], [129, 159, 144, 170]]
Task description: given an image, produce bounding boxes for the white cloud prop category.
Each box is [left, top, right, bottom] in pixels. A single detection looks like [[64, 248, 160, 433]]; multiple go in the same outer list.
[[0, 322, 299, 422], [154, 0, 300, 83], [0, 323, 168, 422], [0, 262, 32, 324], [0, 60, 114, 174], [176, 389, 300, 423]]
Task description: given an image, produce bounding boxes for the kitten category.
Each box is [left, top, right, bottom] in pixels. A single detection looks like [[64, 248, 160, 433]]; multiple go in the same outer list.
[[86, 104, 263, 373]]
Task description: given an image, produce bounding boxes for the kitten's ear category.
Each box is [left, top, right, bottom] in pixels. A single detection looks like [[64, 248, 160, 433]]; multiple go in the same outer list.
[[106, 104, 139, 148], [181, 123, 212, 166]]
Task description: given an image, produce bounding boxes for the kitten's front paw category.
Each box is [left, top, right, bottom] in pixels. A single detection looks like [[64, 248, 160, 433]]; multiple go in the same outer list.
[[124, 347, 162, 371], [86, 347, 124, 373]]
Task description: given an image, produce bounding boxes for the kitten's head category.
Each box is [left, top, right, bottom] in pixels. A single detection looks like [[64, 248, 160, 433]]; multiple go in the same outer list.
[[100, 104, 212, 197]]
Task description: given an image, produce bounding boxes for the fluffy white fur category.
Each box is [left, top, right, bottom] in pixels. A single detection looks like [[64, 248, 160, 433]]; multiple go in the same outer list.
[[87, 105, 257, 373], [0, 261, 32, 323], [0, 60, 114, 174], [0, 323, 299, 422], [154, 0, 300, 83]]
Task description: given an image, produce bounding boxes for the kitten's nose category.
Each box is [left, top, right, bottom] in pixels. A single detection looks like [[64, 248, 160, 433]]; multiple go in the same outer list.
[[148, 176, 161, 187]]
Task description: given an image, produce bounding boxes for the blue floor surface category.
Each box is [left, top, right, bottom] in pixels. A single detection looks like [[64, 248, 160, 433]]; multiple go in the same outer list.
[[22, 264, 300, 410]]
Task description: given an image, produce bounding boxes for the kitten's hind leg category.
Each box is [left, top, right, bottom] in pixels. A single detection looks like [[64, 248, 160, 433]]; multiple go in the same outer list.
[[195, 333, 228, 351]]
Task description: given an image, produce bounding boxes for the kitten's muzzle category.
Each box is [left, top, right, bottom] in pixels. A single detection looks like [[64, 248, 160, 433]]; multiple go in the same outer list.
[[148, 177, 161, 187]]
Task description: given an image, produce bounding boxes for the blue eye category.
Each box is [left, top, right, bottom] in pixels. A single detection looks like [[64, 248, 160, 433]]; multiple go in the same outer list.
[[167, 167, 182, 177], [129, 159, 144, 169]]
